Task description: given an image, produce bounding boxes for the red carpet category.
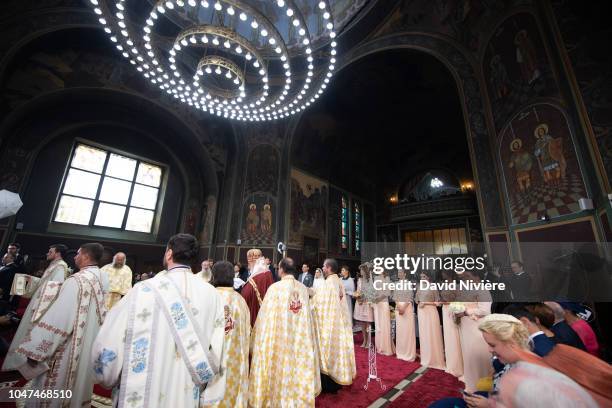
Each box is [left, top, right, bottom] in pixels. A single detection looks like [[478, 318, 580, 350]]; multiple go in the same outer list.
[[316, 333, 420, 408], [388, 368, 463, 408]]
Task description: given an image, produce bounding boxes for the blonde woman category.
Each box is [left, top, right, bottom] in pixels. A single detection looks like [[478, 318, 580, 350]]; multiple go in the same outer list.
[[431, 314, 598, 408], [392, 269, 416, 361], [415, 271, 445, 370]]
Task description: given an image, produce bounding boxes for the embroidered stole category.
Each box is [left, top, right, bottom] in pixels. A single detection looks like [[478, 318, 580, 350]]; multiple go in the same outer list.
[[247, 278, 264, 306], [46, 269, 106, 392], [119, 275, 219, 408], [31, 261, 69, 322]]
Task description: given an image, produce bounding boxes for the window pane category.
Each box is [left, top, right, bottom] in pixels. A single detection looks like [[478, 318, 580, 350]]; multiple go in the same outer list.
[[99, 177, 132, 205], [136, 162, 162, 187], [94, 203, 126, 228], [62, 168, 101, 199], [126, 207, 154, 232], [130, 184, 158, 209], [55, 195, 94, 225], [105, 153, 136, 181], [71, 144, 107, 173]]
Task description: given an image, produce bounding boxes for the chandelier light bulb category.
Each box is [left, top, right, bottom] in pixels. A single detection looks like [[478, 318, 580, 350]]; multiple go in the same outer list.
[[92, 0, 338, 121]]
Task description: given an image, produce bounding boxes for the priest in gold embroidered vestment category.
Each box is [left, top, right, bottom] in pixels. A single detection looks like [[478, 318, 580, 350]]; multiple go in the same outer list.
[[312, 258, 356, 389], [248, 257, 321, 407], [210, 261, 251, 408]]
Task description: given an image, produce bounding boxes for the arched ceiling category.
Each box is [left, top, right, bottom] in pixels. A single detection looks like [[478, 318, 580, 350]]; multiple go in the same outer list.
[[291, 49, 474, 207]]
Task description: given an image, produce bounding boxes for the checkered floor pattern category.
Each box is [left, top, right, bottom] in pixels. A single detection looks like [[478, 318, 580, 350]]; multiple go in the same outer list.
[[366, 366, 429, 408], [509, 173, 586, 224], [240, 229, 274, 245]]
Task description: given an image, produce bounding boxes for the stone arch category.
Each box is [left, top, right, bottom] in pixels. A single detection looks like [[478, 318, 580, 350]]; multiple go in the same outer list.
[[287, 32, 505, 229]]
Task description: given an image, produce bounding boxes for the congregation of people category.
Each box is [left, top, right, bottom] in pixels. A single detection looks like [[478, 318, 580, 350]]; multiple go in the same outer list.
[[0, 235, 357, 407], [0, 237, 610, 407]]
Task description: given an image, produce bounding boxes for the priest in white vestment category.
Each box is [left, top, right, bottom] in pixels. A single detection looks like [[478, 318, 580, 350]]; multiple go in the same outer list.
[[15, 243, 108, 408], [2, 244, 70, 372], [91, 234, 227, 408], [100, 252, 132, 309]]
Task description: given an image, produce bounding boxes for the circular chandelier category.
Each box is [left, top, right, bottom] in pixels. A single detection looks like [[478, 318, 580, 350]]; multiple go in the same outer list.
[[89, 0, 338, 121]]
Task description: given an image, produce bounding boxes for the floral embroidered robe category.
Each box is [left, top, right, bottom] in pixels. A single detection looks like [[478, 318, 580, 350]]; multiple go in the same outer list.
[[16, 266, 108, 408], [91, 267, 226, 408], [213, 287, 250, 408], [2, 259, 69, 371], [311, 274, 356, 385], [249, 275, 321, 407]]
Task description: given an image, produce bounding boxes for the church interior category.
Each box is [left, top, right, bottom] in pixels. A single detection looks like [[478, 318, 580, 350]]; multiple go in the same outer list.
[[0, 0, 611, 407]]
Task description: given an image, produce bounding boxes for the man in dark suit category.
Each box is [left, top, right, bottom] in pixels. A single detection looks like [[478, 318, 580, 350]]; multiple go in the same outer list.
[[503, 261, 532, 300], [544, 301, 587, 351], [503, 304, 556, 356], [298, 263, 314, 288], [0, 253, 20, 303]]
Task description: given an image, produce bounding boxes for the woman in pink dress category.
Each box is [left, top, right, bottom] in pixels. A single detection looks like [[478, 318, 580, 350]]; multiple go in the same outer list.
[[561, 303, 600, 357], [392, 269, 416, 361], [354, 263, 374, 347], [415, 272, 445, 370], [456, 270, 492, 392], [440, 270, 463, 378], [373, 272, 395, 356]]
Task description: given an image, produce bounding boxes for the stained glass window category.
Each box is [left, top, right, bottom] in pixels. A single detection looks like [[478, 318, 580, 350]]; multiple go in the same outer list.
[[54, 143, 163, 233], [341, 195, 348, 250], [354, 201, 362, 253]]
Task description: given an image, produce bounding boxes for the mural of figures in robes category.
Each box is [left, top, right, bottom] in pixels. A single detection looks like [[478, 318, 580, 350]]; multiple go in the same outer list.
[[484, 13, 559, 130], [288, 168, 327, 248], [499, 104, 587, 224], [245, 144, 279, 195], [199, 195, 216, 245], [241, 193, 275, 245]]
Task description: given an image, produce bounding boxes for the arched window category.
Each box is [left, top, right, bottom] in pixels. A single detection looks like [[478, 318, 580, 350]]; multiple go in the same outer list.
[[53, 142, 163, 233]]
